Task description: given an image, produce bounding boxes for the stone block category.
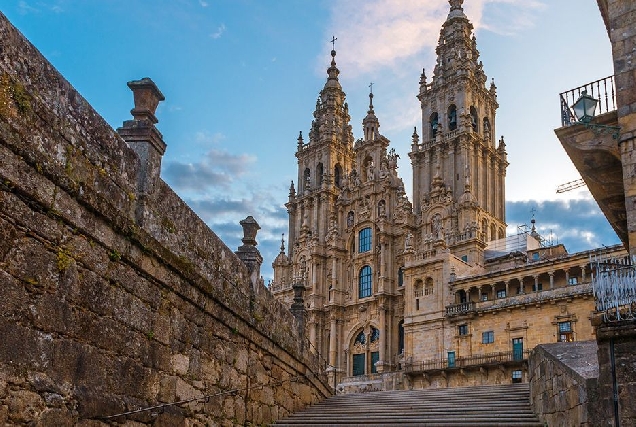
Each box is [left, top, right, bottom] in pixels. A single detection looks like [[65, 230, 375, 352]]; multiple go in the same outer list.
[[7, 389, 45, 423], [35, 408, 74, 427], [172, 354, 189, 376]]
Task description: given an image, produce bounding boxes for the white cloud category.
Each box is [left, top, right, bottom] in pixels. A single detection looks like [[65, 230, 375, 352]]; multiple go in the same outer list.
[[195, 131, 225, 145], [210, 23, 226, 39], [323, 0, 544, 78], [199, 0, 208, 7]]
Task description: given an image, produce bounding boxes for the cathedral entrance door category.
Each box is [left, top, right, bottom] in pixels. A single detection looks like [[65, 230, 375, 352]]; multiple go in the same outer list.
[[353, 353, 365, 376]]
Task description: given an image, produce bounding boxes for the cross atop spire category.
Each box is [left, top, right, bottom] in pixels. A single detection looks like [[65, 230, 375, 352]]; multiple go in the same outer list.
[[330, 35, 338, 51]]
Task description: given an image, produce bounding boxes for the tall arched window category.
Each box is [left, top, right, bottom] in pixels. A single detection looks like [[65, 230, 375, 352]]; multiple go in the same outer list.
[[430, 112, 439, 139], [316, 163, 324, 186], [359, 265, 372, 298], [303, 168, 310, 191], [334, 163, 342, 188], [470, 106, 478, 132], [398, 266, 404, 287], [448, 105, 457, 131], [359, 227, 372, 253]]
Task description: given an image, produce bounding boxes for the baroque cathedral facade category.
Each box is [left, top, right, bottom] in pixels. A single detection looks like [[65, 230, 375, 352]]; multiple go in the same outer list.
[[271, 0, 625, 390]]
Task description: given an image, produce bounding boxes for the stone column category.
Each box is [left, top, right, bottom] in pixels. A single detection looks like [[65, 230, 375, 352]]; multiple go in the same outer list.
[[580, 264, 587, 283], [117, 78, 166, 225], [235, 216, 263, 290], [290, 282, 306, 349], [378, 304, 387, 373], [533, 275, 539, 292], [504, 280, 509, 298], [549, 271, 554, 290]]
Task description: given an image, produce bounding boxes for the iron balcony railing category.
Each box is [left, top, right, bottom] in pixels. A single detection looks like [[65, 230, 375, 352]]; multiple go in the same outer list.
[[591, 253, 636, 322], [405, 350, 530, 374], [446, 301, 476, 316], [560, 75, 616, 126]]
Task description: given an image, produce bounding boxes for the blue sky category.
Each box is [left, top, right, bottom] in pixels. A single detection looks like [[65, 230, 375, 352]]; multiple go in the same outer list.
[[3, 0, 621, 280]]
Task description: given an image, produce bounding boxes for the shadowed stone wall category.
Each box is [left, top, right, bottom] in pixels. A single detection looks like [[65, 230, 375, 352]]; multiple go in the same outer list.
[[529, 341, 601, 427], [0, 11, 330, 426]]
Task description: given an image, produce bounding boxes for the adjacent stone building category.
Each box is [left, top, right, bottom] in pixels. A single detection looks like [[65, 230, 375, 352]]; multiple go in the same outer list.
[[271, 0, 626, 391]]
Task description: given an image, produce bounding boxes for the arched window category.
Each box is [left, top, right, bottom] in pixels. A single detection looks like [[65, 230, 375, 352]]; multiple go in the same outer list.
[[359, 227, 372, 253], [470, 106, 478, 132], [335, 163, 342, 188], [425, 277, 434, 295], [430, 112, 439, 139], [303, 168, 311, 191], [359, 266, 372, 298], [458, 289, 467, 303], [316, 163, 324, 186], [378, 200, 386, 217], [448, 105, 457, 131], [370, 327, 380, 343], [398, 266, 404, 286], [354, 331, 366, 345]]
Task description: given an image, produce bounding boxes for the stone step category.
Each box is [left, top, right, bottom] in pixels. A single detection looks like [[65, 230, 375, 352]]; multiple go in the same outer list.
[[273, 383, 542, 426]]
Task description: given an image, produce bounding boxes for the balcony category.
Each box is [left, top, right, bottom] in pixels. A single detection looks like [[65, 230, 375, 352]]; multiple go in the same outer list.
[[555, 76, 626, 246], [446, 301, 476, 316], [446, 282, 594, 317], [405, 350, 530, 375]]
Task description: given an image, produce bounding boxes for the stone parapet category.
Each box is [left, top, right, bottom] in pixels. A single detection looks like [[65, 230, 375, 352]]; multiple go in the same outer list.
[[529, 341, 601, 427], [0, 11, 329, 426]]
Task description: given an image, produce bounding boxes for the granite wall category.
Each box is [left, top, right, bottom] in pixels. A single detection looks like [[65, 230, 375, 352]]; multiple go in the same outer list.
[[529, 341, 601, 427], [0, 11, 330, 426]]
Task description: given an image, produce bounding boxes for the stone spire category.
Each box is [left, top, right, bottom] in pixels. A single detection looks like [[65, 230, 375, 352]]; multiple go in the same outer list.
[[306, 47, 354, 147], [363, 84, 380, 141], [431, 0, 486, 86]]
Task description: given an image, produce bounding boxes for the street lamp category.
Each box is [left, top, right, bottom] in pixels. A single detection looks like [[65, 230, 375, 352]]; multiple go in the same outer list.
[[571, 90, 620, 139]]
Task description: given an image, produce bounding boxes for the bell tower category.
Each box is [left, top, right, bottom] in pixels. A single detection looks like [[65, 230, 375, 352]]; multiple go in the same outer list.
[[410, 0, 508, 262]]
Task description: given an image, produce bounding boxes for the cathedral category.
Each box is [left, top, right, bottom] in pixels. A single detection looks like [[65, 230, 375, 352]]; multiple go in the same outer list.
[[270, 0, 625, 391]]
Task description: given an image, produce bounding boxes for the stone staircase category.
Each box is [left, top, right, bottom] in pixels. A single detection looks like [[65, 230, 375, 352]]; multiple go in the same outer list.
[[273, 383, 543, 426]]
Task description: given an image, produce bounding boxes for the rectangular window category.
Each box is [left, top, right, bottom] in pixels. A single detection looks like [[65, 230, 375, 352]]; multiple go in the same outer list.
[[458, 324, 468, 336], [482, 331, 494, 344], [358, 266, 372, 298], [512, 370, 522, 383], [558, 321, 574, 342], [536, 283, 543, 291], [496, 289, 506, 299], [481, 293, 488, 301], [359, 227, 372, 253], [568, 277, 578, 285], [415, 299, 420, 311]]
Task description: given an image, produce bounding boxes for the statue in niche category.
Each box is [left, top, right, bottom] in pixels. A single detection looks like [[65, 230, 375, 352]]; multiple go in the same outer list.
[[366, 161, 375, 182], [347, 211, 354, 228], [378, 200, 386, 217], [350, 169, 360, 186], [432, 214, 442, 239], [405, 232, 413, 250], [379, 160, 389, 179]]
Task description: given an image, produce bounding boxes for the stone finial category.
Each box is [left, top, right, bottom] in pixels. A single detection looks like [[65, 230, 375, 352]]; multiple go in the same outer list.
[[236, 216, 263, 290], [128, 78, 165, 124], [240, 215, 260, 246]]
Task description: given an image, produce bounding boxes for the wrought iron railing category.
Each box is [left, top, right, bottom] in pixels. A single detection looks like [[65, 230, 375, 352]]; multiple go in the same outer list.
[[446, 301, 476, 316], [405, 350, 530, 374], [591, 253, 636, 321], [560, 75, 616, 126]]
